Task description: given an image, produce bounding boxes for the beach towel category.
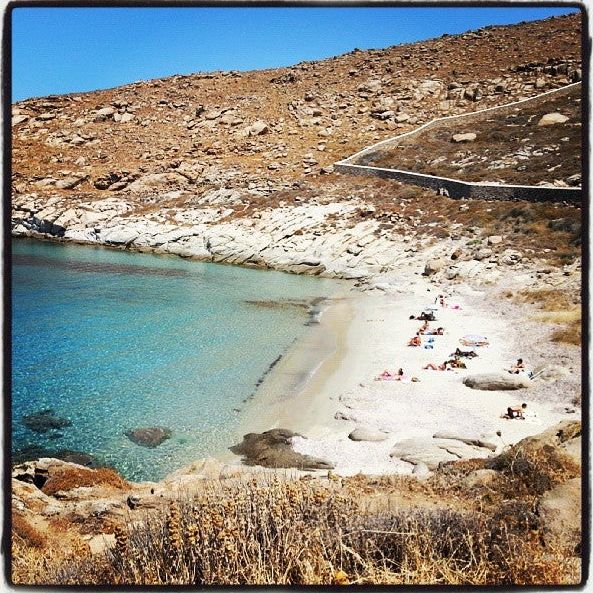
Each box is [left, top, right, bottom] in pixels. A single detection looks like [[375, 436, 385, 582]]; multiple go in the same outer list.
[[460, 334, 489, 346]]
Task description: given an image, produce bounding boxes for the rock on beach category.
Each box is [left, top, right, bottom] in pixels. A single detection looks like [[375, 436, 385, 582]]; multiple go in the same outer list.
[[463, 373, 532, 391], [230, 428, 334, 470]]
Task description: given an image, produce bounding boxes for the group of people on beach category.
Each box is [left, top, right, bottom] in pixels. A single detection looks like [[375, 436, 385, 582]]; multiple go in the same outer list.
[[377, 292, 531, 420]]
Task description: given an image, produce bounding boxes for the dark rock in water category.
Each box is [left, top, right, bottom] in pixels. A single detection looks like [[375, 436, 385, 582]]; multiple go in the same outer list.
[[22, 409, 72, 433], [125, 427, 172, 448], [230, 428, 334, 470], [244, 299, 311, 311], [12, 446, 99, 467]]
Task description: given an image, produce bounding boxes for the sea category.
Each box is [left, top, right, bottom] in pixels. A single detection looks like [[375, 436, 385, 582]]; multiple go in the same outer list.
[[11, 238, 342, 481]]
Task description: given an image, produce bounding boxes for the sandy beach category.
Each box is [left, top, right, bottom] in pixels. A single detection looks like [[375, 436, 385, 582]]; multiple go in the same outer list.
[[238, 273, 581, 476]]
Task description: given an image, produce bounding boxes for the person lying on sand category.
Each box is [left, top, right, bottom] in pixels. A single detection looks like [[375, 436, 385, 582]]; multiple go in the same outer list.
[[508, 358, 526, 374], [423, 361, 450, 371], [423, 327, 444, 336], [376, 368, 406, 381], [505, 403, 527, 419], [417, 321, 430, 334], [452, 347, 478, 359], [446, 356, 467, 369], [409, 311, 436, 321], [408, 336, 422, 347]]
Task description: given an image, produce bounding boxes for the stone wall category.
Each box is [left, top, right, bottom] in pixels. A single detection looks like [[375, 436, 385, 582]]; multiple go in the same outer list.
[[334, 163, 582, 203], [336, 83, 582, 204]]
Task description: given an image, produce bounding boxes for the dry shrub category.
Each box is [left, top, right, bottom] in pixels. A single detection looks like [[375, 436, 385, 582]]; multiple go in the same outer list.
[[25, 478, 577, 586], [512, 289, 581, 346], [11, 473, 582, 586], [513, 288, 578, 311], [12, 513, 48, 549], [551, 316, 581, 345], [42, 467, 129, 497], [487, 442, 580, 496]]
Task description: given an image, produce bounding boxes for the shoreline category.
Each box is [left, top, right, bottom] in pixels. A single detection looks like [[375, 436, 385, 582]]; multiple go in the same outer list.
[[229, 292, 355, 454], [269, 277, 581, 476], [11, 235, 581, 480]]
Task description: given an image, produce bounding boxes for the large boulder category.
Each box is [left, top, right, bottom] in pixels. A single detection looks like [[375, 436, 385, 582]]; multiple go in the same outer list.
[[390, 436, 491, 471], [348, 427, 389, 442], [463, 373, 532, 391], [246, 120, 269, 136], [230, 428, 334, 470], [423, 258, 447, 276], [451, 132, 477, 143], [125, 427, 172, 448], [538, 112, 569, 126], [531, 364, 571, 382], [433, 431, 499, 451]]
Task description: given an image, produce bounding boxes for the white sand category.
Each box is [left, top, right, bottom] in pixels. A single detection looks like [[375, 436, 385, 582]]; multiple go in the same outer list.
[[275, 277, 581, 476]]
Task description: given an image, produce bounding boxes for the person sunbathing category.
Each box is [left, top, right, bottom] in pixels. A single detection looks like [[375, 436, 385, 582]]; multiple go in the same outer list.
[[417, 322, 429, 335], [446, 356, 467, 369], [452, 347, 478, 359], [423, 361, 448, 371], [506, 403, 527, 419], [377, 368, 405, 381], [410, 312, 436, 321], [408, 336, 422, 347], [424, 327, 444, 336], [508, 358, 526, 374]]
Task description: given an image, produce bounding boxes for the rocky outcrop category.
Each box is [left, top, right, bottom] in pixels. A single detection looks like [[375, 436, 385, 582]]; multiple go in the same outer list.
[[390, 434, 496, 470], [463, 373, 532, 391], [538, 477, 581, 553], [230, 428, 334, 470]]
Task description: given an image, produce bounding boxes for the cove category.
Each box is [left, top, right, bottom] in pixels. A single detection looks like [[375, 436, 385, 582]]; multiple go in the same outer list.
[[11, 238, 343, 481]]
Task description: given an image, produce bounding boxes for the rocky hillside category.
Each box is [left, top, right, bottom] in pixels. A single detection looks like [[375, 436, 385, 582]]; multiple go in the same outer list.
[[11, 13, 582, 284], [361, 83, 582, 186]]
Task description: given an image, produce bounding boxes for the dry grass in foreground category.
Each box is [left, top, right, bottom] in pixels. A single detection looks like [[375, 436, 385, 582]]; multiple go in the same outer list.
[[12, 465, 580, 586]]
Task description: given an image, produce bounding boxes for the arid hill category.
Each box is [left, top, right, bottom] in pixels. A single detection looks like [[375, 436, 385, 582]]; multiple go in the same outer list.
[[11, 13, 582, 283], [12, 13, 582, 202]]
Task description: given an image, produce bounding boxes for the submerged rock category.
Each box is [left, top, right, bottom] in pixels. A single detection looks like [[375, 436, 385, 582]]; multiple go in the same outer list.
[[230, 428, 334, 470], [22, 409, 72, 433], [125, 427, 172, 448]]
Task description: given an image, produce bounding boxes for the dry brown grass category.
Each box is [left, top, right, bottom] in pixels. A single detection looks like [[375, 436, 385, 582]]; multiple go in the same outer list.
[[361, 86, 581, 186], [509, 288, 581, 346], [41, 467, 129, 497], [12, 466, 581, 586], [12, 513, 48, 549]]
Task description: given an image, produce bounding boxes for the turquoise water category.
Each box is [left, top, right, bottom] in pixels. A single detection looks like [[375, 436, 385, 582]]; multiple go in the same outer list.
[[12, 239, 341, 481]]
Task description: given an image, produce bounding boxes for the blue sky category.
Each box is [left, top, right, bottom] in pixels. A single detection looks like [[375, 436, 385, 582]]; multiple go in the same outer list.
[[11, 6, 580, 102]]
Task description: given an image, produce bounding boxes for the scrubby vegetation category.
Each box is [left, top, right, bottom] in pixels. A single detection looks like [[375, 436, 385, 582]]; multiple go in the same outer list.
[[12, 424, 581, 586], [364, 85, 581, 186], [508, 288, 581, 346]]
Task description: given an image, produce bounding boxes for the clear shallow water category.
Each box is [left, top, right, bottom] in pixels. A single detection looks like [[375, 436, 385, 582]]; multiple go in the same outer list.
[[12, 239, 341, 481]]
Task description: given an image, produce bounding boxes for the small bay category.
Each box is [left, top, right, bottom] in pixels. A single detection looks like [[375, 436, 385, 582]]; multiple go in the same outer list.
[[11, 239, 342, 481]]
